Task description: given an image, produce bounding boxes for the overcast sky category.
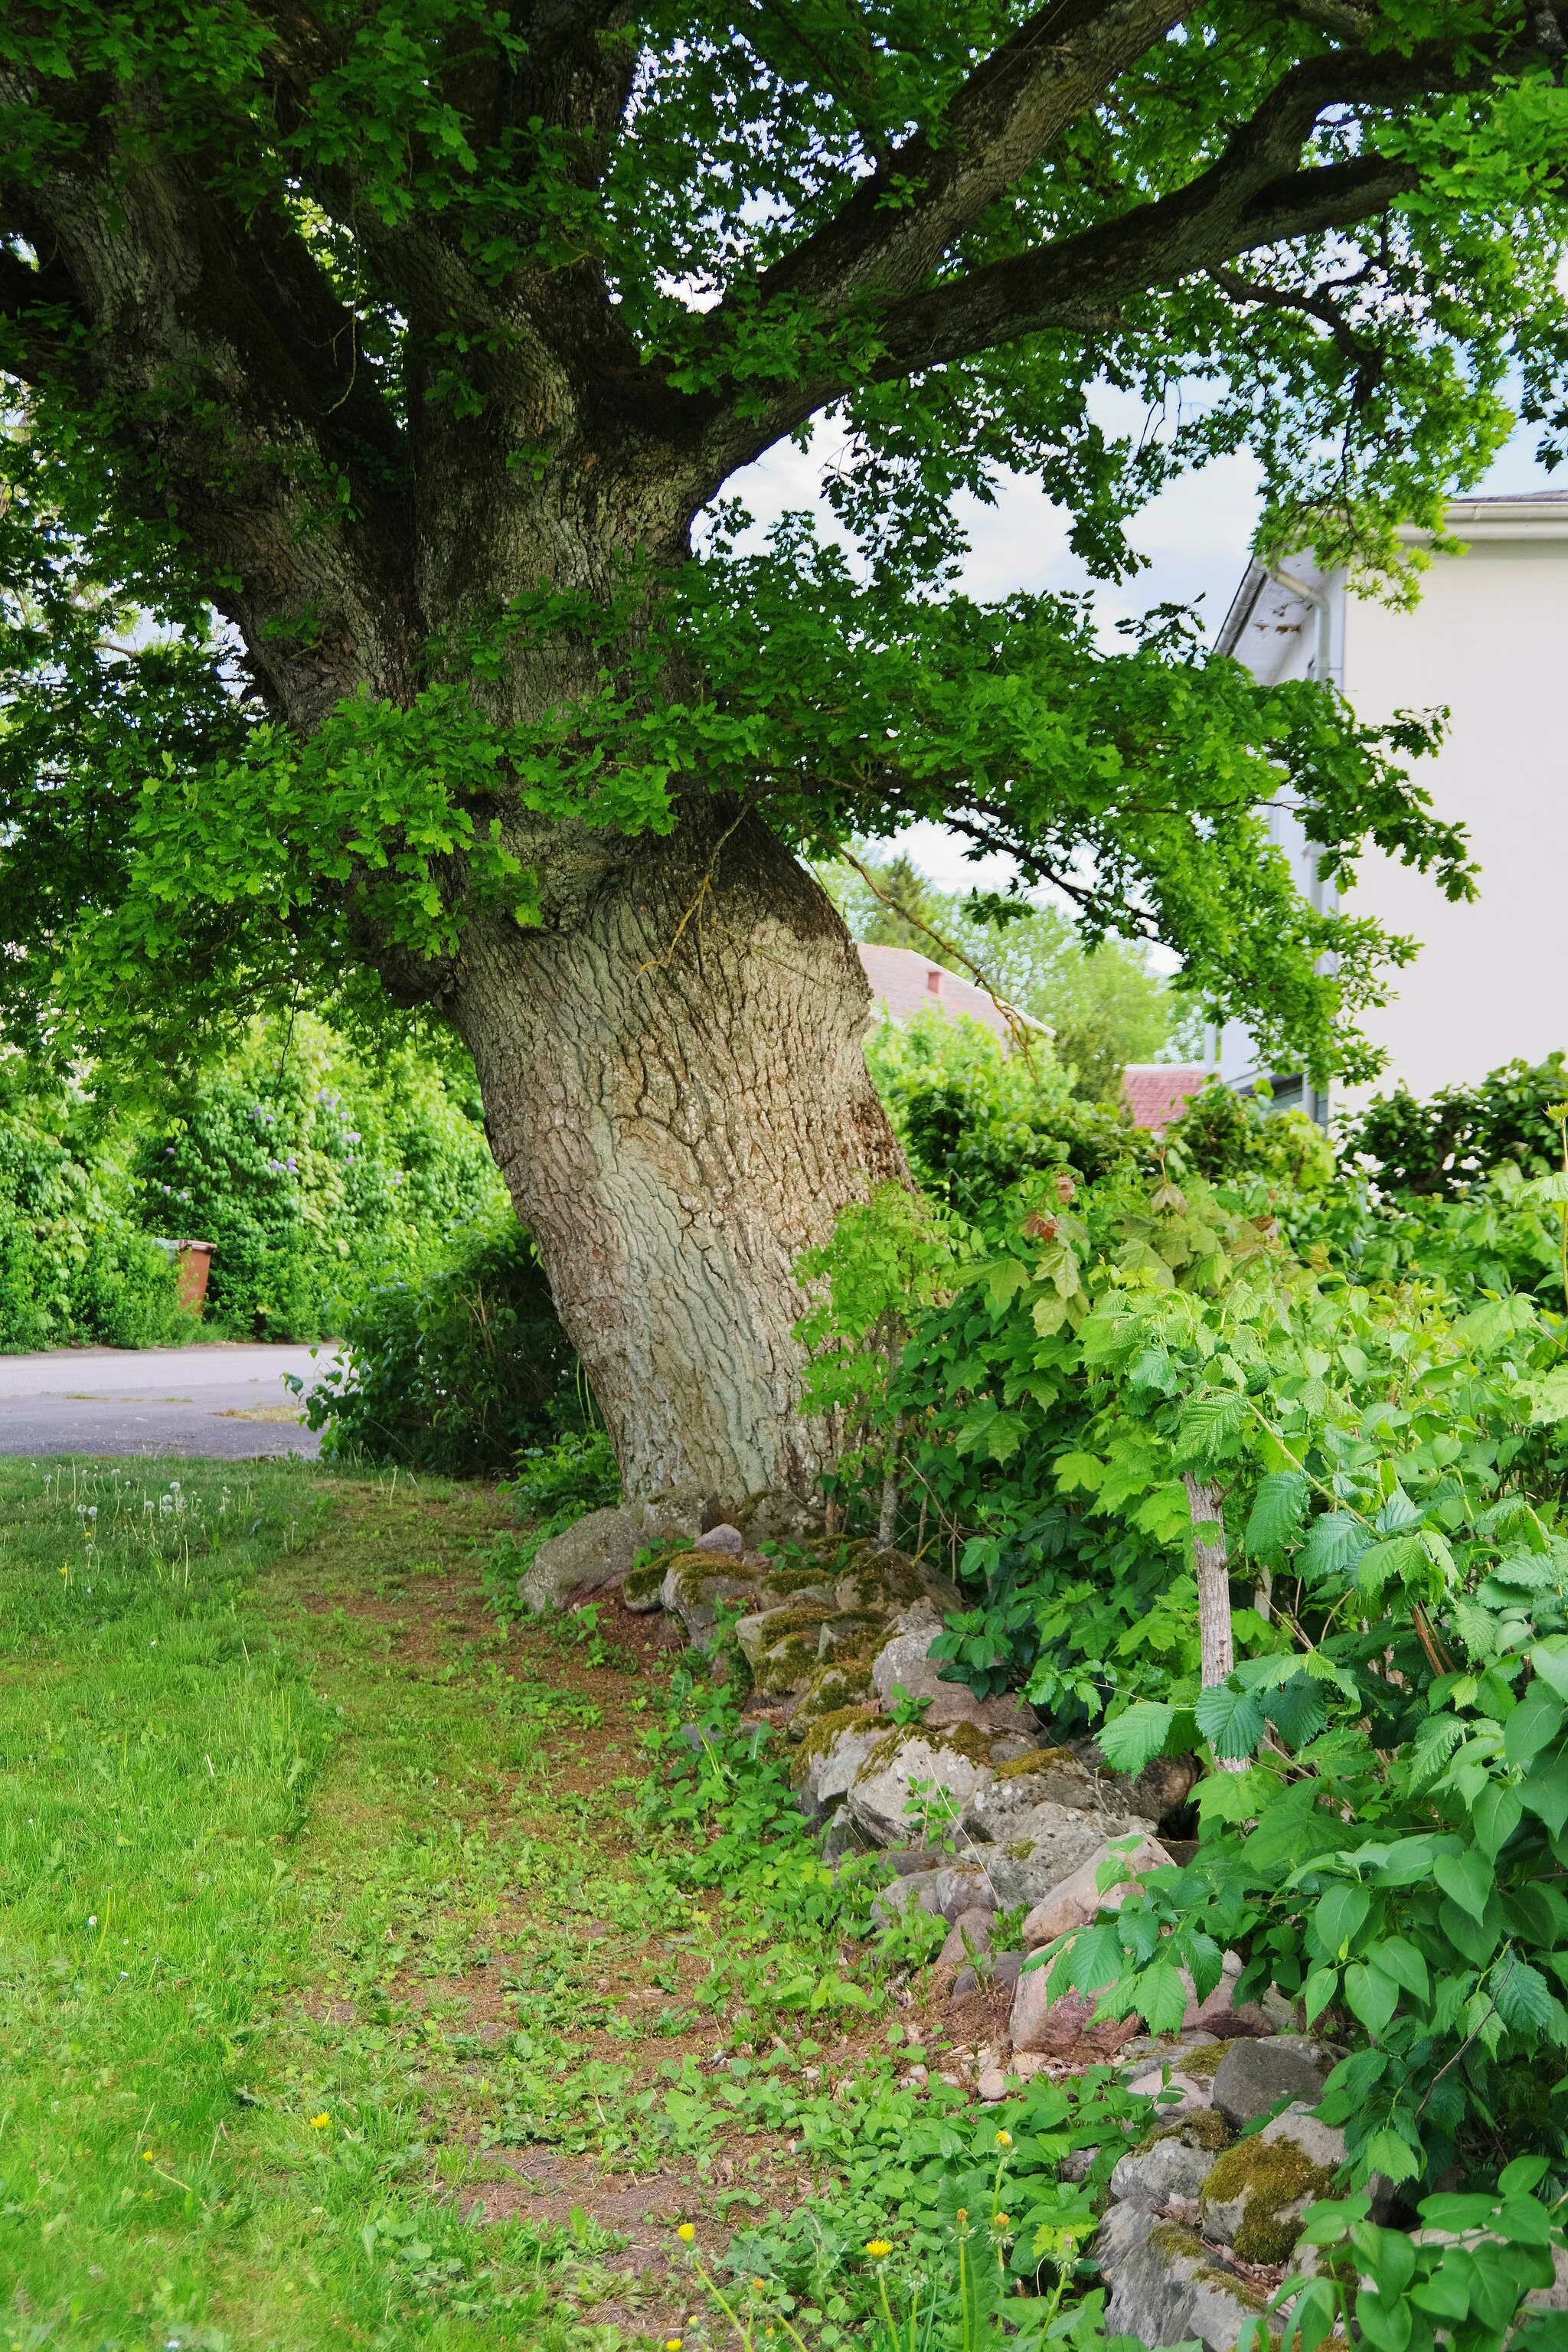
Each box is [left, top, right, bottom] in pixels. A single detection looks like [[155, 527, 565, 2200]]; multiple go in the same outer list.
[[726, 397, 1558, 896]]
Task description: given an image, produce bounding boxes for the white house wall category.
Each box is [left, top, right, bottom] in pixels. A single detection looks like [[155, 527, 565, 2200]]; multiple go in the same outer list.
[[1338, 525, 1568, 1106], [1216, 506, 1568, 1112]]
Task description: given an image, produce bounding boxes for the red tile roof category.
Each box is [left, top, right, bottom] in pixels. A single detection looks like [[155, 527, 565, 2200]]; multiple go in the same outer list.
[[1122, 1064, 1207, 1132], [858, 942, 1025, 1049]]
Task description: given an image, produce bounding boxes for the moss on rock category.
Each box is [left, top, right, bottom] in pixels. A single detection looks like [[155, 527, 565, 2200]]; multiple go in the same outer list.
[[992, 1745, 1078, 1781], [622, 1560, 669, 1609], [1142, 2105, 1233, 2154], [747, 1610, 836, 1696], [1147, 2224, 1271, 2313], [762, 1568, 839, 1601], [789, 1664, 876, 1738], [816, 1610, 887, 1658], [864, 1718, 997, 1775], [790, 1705, 884, 1786], [1200, 2133, 1337, 2264], [668, 1558, 764, 1609]]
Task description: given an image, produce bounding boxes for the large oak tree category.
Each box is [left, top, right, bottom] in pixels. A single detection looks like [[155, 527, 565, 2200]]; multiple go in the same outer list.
[[0, 0, 1562, 1499]]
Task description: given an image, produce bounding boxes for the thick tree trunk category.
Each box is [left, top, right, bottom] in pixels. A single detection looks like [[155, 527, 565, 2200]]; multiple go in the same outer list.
[[446, 804, 906, 1502]]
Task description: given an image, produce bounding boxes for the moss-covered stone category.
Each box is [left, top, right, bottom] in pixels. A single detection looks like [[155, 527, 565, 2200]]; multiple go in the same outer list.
[[992, 1745, 1078, 1780], [761, 1568, 839, 1602], [741, 1607, 837, 1696], [1147, 2225, 1269, 2313], [789, 1664, 876, 1738], [790, 1704, 884, 1787], [622, 1560, 668, 1609], [816, 1610, 887, 1659], [668, 1558, 764, 1609], [1175, 2040, 1229, 2082], [1142, 2105, 1233, 2154], [1200, 2133, 1337, 2264], [864, 1717, 996, 1775]]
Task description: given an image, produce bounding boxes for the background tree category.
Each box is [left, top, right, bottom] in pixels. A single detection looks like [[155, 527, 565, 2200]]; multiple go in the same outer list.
[[827, 848, 1198, 1097], [1, 0, 1560, 1500]]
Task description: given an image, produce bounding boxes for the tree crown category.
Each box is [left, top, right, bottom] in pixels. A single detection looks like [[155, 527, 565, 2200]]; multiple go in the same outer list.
[[2, 0, 1563, 1076]]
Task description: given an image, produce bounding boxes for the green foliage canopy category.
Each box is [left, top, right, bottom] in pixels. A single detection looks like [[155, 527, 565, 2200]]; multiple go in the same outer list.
[[2, 2, 1561, 1076]]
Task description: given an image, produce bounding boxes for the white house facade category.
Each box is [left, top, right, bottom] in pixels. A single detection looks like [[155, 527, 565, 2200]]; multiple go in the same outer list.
[[1213, 490, 1568, 1118]]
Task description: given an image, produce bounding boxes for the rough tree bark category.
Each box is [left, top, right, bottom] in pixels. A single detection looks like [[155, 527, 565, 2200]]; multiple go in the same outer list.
[[445, 807, 904, 1500], [1184, 1473, 1248, 1772]]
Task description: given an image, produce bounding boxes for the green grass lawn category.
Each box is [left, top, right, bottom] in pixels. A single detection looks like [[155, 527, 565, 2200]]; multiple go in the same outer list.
[[0, 1455, 1108, 2352], [0, 1456, 665, 2350]]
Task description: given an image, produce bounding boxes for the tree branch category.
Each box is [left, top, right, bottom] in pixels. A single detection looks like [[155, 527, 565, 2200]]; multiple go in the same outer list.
[[0, 100, 421, 724], [869, 154, 1416, 377], [743, 0, 1194, 319], [1207, 259, 1384, 400], [686, 19, 1559, 490]]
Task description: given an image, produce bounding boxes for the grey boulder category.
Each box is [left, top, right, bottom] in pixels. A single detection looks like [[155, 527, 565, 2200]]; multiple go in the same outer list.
[[1099, 2203, 1270, 2352], [871, 1860, 994, 1926], [869, 1622, 1039, 1738], [661, 1557, 767, 1650], [848, 1730, 995, 1846], [691, 1521, 746, 1557], [1110, 2136, 1218, 2213], [964, 1752, 1103, 1826], [793, 1715, 884, 1824], [980, 1806, 1129, 1909], [1210, 2034, 1337, 2129], [939, 1906, 995, 1966], [520, 1506, 645, 1613]]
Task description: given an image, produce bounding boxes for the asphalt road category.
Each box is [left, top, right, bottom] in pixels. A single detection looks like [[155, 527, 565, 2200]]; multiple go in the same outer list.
[[0, 1342, 347, 1458]]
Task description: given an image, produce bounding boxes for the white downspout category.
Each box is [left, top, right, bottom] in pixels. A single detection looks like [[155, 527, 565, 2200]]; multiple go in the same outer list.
[[1266, 562, 1341, 689]]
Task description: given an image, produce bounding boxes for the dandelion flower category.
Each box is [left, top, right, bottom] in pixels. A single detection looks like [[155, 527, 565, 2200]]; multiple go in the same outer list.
[[995, 2128, 1013, 2148], [142, 2151, 154, 2162], [864, 2239, 893, 2259], [309, 2112, 331, 2128], [664, 2341, 682, 2350], [676, 2222, 696, 2243], [992, 2213, 1010, 2230]]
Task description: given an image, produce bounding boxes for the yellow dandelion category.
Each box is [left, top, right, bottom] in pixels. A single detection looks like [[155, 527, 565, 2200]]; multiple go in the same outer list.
[[676, 2221, 696, 2243], [664, 2341, 683, 2350], [992, 2213, 1011, 2230], [864, 2239, 893, 2259], [309, 2112, 332, 2129], [141, 2150, 154, 2163], [995, 2128, 1013, 2148]]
